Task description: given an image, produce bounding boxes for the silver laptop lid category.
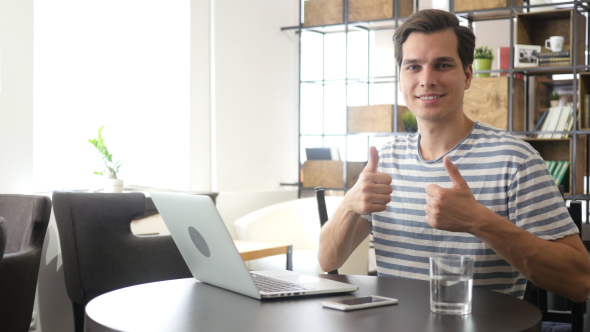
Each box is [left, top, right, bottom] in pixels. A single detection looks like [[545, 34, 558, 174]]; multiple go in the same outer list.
[[150, 192, 262, 300]]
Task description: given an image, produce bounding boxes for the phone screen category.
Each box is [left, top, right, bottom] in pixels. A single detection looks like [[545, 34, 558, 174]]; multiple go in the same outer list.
[[334, 297, 390, 305]]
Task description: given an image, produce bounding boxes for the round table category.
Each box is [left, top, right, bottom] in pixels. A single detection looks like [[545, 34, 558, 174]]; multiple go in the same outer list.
[[85, 275, 541, 332]]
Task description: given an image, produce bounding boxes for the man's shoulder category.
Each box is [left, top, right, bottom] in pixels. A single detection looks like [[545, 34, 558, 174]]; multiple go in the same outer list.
[[468, 122, 539, 158]]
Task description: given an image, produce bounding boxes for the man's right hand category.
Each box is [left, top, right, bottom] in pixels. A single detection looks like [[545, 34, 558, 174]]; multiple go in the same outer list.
[[344, 146, 393, 215]]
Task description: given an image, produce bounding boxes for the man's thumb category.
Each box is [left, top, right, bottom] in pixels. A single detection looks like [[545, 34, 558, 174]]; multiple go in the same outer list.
[[443, 156, 468, 188], [364, 146, 380, 173]]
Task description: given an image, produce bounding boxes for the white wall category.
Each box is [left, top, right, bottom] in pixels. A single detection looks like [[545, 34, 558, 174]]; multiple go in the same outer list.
[[473, 20, 512, 71], [213, 0, 299, 192], [190, 0, 213, 191], [0, 0, 34, 194]]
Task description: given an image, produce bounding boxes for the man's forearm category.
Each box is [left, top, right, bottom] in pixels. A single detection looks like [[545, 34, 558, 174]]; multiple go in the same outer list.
[[472, 207, 590, 302], [318, 203, 368, 272]]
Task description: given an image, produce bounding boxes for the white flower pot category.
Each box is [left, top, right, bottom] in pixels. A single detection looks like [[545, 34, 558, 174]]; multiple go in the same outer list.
[[105, 179, 124, 193]]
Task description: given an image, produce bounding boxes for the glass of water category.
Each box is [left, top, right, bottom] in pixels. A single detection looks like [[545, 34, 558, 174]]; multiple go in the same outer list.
[[429, 255, 474, 315]]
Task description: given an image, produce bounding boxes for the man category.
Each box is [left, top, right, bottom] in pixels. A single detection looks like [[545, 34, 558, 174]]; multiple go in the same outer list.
[[318, 9, 590, 302]]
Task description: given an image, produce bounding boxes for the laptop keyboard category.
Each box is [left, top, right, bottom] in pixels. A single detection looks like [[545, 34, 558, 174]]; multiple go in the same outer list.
[[250, 273, 313, 293]]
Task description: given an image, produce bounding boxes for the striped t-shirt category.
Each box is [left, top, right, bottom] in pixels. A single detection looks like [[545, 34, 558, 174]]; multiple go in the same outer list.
[[365, 121, 579, 298]]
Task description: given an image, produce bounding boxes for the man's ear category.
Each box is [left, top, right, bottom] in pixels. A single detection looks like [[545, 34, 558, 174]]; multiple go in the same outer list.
[[398, 70, 402, 91], [464, 64, 473, 90]]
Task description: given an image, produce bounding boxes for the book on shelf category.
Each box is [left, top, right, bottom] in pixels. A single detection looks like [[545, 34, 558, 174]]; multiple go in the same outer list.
[[552, 106, 572, 139], [533, 110, 548, 133], [565, 110, 580, 138], [539, 61, 570, 67], [537, 108, 553, 138], [552, 161, 564, 178], [584, 94, 590, 129], [547, 160, 557, 174], [497, 47, 524, 79], [555, 161, 570, 186], [540, 107, 562, 139], [539, 57, 570, 64], [538, 50, 570, 58]]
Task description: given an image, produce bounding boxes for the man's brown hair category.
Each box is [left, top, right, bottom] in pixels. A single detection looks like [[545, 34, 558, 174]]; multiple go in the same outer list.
[[393, 9, 475, 71]]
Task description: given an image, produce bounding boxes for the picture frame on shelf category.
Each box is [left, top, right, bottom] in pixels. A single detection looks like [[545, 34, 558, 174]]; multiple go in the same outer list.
[[515, 44, 541, 68]]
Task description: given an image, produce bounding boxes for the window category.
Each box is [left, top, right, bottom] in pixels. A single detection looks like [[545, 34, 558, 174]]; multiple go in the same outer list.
[[33, 0, 190, 191]]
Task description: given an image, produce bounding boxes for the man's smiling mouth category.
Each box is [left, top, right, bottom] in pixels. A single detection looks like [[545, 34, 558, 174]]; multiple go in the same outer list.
[[417, 94, 444, 100]]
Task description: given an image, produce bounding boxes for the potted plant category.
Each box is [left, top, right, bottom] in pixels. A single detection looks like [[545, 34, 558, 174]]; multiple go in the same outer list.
[[402, 110, 418, 132], [549, 91, 561, 107], [89, 126, 123, 192], [473, 45, 494, 78]]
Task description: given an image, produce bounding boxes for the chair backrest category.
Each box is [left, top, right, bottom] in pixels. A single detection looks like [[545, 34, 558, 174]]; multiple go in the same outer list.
[[0, 218, 6, 266], [52, 191, 192, 305], [315, 187, 338, 274], [0, 194, 52, 332], [233, 197, 343, 250]]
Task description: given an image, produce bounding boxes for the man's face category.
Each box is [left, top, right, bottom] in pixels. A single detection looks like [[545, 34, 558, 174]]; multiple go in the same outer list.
[[398, 29, 472, 124]]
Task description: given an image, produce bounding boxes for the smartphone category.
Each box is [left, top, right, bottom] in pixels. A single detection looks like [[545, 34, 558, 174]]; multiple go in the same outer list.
[[322, 295, 398, 311]]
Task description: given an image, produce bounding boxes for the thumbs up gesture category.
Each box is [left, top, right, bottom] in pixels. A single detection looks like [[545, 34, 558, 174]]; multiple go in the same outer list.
[[344, 146, 393, 215], [424, 156, 484, 233]]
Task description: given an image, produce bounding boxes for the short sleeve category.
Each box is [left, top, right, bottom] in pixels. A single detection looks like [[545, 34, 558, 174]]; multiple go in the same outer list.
[[507, 153, 578, 241]]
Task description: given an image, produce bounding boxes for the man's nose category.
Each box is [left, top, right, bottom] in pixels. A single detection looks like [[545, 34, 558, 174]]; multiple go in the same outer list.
[[420, 67, 437, 87]]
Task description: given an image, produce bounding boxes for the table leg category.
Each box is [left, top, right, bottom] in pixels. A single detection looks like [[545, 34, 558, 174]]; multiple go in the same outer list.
[[286, 245, 293, 271]]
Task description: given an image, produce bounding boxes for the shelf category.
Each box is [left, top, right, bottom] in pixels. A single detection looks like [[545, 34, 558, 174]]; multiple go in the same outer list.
[[295, 0, 590, 201], [523, 137, 587, 195], [454, 0, 523, 13], [516, 9, 586, 67]]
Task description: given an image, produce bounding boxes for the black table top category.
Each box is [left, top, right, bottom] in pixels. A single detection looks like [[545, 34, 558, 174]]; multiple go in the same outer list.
[[85, 275, 541, 332]]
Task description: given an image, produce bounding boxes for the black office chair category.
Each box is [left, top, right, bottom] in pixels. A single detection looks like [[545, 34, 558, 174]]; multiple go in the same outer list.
[[523, 201, 586, 332], [53, 191, 192, 332], [0, 195, 52, 332], [315, 187, 339, 275], [0, 218, 5, 265]]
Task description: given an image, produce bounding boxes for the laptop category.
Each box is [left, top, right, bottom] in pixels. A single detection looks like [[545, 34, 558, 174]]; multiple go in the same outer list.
[[150, 192, 358, 300]]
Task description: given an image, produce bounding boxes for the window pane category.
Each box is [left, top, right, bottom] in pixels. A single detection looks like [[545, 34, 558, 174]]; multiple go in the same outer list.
[[348, 83, 369, 106], [301, 83, 324, 135], [324, 83, 346, 134], [324, 33, 346, 80], [323, 136, 345, 160], [370, 29, 396, 78], [418, 0, 449, 11], [347, 31, 369, 79], [301, 31, 324, 81], [34, 0, 190, 191], [369, 82, 397, 105], [347, 135, 368, 161]]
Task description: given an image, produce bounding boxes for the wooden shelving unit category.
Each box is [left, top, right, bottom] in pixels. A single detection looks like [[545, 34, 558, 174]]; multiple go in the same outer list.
[[284, 0, 590, 204]]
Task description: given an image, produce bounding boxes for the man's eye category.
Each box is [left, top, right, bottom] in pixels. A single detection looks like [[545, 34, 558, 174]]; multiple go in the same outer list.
[[407, 65, 418, 70], [439, 63, 452, 68]]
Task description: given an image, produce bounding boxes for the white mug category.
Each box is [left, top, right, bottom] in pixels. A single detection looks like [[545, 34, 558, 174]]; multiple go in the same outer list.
[[545, 36, 564, 52]]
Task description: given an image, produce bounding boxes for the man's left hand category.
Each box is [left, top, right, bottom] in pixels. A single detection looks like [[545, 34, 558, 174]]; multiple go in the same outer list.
[[424, 156, 487, 234]]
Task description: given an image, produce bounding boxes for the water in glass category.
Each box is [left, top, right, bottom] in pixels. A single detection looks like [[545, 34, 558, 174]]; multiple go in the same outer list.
[[430, 274, 473, 315]]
